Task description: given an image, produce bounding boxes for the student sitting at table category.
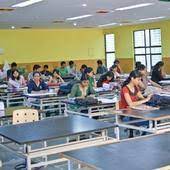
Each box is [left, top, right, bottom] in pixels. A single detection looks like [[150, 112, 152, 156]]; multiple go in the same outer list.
[[48, 69, 64, 85], [114, 59, 122, 74], [58, 61, 68, 77], [67, 61, 76, 76], [151, 61, 166, 84], [41, 65, 52, 77], [84, 67, 96, 88], [137, 64, 161, 90], [69, 75, 95, 98], [119, 70, 152, 109], [135, 61, 142, 70], [27, 72, 48, 93], [7, 62, 18, 79], [28, 64, 41, 80], [110, 65, 120, 80], [77, 64, 87, 79], [8, 69, 26, 89], [97, 71, 114, 87], [96, 60, 108, 75]]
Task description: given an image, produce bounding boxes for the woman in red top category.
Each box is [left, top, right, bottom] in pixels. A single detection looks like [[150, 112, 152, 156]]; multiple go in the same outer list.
[[119, 70, 152, 109]]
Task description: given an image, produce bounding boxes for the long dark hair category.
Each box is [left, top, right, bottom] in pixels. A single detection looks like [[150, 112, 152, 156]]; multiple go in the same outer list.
[[136, 64, 146, 71], [135, 61, 141, 70], [153, 61, 164, 70], [11, 69, 20, 81], [101, 71, 114, 80], [122, 70, 142, 87], [97, 71, 114, 87]]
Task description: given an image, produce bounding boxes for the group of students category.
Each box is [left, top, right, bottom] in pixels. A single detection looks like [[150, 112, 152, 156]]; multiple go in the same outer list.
[[1, 59, 121, 95], [119, 61, 166, 109], [0, 59, 167, 103]]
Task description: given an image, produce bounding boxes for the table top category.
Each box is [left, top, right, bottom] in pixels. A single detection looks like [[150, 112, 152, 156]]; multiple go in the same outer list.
[[64, 133, 170, 170], [0, 115, 115, 144], [115, 107, 170, 120]]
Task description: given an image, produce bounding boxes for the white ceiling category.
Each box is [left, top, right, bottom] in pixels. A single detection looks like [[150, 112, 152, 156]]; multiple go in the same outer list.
[[0, 0, 170, 29]]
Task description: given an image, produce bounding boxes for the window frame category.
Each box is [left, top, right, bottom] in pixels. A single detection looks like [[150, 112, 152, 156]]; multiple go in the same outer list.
[[104, 33, 115, 69], [133, 28, 162, 71]]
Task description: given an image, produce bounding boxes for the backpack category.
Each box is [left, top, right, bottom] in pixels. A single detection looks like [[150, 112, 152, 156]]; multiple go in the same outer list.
[[57, 80, 80, 96], [147, 94, 170, 107], [75, 97, 101, 107]]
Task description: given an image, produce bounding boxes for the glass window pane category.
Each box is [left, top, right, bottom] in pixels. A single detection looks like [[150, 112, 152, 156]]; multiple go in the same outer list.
[[145, 30, 150, 46], [150, 29, 161, 46], [105, 34, 115, 52], [146, 55, 151, 72], [146, 48, 150, 54], [134, 31, 145, 47], [135, 55, 146, 66], [135, 48, 145, 54], [151, 47, 161, 54], [106, 53, 115, 69], [151, 55, 162, 67]]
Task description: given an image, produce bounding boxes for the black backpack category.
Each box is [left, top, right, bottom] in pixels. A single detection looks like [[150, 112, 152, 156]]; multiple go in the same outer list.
[[75, 97, 101, 107], [57, 80, 80, 96]]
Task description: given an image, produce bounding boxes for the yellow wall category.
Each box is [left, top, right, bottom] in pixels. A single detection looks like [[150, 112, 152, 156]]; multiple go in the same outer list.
[[0, 29, 104, 64], [103, 20, 170, 59]]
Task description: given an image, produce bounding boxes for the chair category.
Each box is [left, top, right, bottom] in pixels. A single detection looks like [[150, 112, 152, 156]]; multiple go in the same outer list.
[[13, 109, 39, 125]]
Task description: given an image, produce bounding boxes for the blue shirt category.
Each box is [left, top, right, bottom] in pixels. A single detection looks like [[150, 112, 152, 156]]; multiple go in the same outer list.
[[27, 79, 49, 93], [96, 66, 108, 74]]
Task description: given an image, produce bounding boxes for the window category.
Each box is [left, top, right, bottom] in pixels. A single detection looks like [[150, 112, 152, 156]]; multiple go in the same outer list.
[[134, 29, 162, 71], [105, 34, 115, 69]]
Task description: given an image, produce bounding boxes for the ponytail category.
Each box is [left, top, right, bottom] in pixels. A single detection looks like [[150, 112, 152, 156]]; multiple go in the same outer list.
[[122, 70, 142, 87]]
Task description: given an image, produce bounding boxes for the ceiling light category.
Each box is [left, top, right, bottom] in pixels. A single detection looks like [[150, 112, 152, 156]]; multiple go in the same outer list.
[[139, 16, 165, 21], [98, 23, 117, 27], [11, 26, 15, 29], [82, 4, 87, 7], [73, 22, 77, 26], [159, 0, 170, 2], [115, 3, 153, 11], [66, 14, 92, 21], [12, 0, 43, 8]]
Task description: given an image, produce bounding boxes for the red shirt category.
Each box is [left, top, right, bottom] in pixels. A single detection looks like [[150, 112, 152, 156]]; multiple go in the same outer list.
[[119, 86, 139, 109], [102, 80, 110, 84]]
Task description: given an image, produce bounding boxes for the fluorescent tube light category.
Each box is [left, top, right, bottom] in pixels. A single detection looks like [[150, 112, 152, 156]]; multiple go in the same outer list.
[[98, 23, 117, 27], [139, 16, 165, 21], [115, 3, 153, 11], [12, 0, 43, 8], [66, 14, 92, 21]]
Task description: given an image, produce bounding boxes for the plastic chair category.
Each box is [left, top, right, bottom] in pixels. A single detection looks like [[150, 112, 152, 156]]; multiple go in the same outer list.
[[13, 109, 39, 124]]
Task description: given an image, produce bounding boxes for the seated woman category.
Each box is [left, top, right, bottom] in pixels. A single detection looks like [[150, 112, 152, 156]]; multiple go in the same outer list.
[[69, 75, 95, 98], [48, 69, 64, 86], [119, 70, 152, 109], [135, 61, 142, 70], [137, 64, 161, 91], [110, 65, 120, 80], [119, 70, 152, 138], [27, 71, 48, 93], [84, 67, 96, 88], [114, 59, 122, 74], [151, 61, 165, 83], [97, 71, 114, 87], [8, 69, 26, 89]]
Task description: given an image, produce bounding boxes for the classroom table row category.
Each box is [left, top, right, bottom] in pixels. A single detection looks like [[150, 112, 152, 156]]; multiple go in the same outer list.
[[0, 115, 169, 170]]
